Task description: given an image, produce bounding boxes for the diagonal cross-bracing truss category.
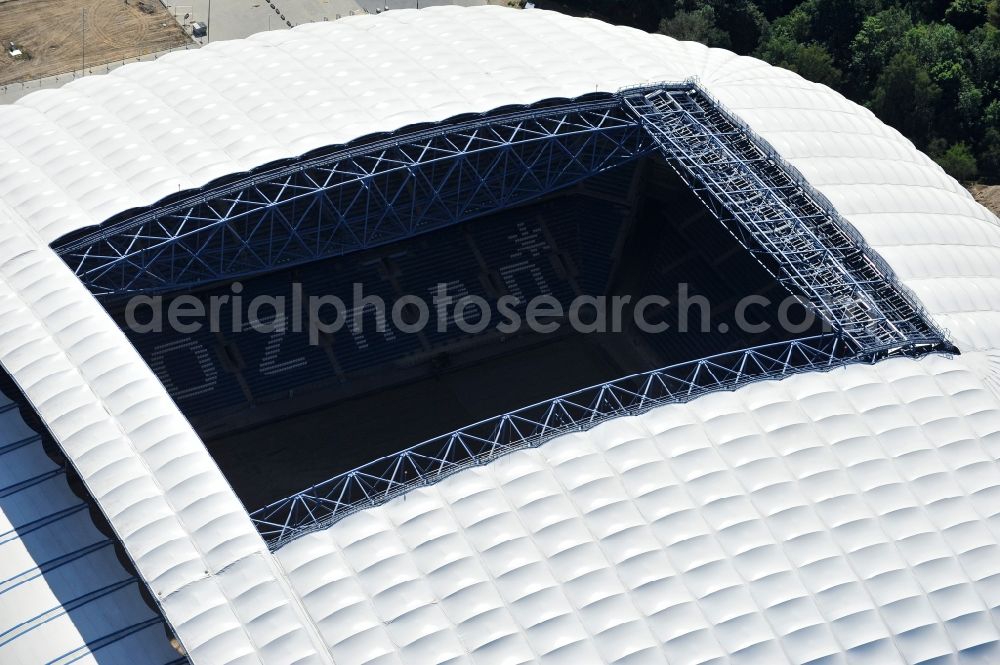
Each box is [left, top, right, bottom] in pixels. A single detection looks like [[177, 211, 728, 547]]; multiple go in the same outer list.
[[56, 82, 946, 357], [251, 334, 861, 548], [618, 85, 944, 354], [56, 99, 648, 295], [52, 82, 954, 546]]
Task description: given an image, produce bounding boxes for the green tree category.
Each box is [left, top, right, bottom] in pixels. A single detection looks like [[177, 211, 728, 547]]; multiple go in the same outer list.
[[809, 0, 885, 61], [902, 22, 966, 70], [986, 98, 1000, 128], [763, 1, 814, 43], [712, 0, 769, 53], [756, 0, 802, 20], [757, 36, 844, 87], [559, 0, 999, 183], [659, 5, 731, 48], [586, 0, 679, 33], [935, 141, 979, 179], [956, 77, 985, 135], [908, 0, 954, 21], [758, 0, 888, 67], [981, 128, 1000, 179], [968, 25, 1000, 97], [869, 51, 941, 146], [946, 0, 989, 30], [900, 23, 971, 142], [849, 7, 913, 91]]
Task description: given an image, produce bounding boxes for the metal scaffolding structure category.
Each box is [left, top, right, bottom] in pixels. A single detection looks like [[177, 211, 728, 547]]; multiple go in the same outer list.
[[56, 82, 946, 353], [55, 99, 648, 295], [251, 334, 869, 549], [618, 85, 945, 353]]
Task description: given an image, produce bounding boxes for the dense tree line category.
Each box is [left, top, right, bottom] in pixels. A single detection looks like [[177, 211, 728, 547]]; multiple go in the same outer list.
[[556, 0, 1000, 182]]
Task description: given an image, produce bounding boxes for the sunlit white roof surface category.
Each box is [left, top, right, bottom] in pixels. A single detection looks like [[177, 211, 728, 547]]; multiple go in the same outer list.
[[0, 5, 997, 665], [277, 354, 1000, 664], [0, 199, 333, 664], [0, 5, 996, 351]]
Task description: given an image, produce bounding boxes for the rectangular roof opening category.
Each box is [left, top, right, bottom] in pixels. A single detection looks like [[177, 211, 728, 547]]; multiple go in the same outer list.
[[97, 157, 826, 511]]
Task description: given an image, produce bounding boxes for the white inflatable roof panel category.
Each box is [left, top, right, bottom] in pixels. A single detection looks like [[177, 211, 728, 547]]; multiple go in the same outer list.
[[277, 355, 1000, 664], [0, 6, 998, 664], [0, 389, 183, 665]]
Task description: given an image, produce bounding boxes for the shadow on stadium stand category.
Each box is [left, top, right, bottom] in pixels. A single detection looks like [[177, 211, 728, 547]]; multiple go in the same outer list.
[[100, 157, 820, 511], [0, 372, 184, 664]]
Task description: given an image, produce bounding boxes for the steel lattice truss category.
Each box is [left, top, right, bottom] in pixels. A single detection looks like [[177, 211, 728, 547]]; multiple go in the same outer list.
[[251, 334, 873, 548], [55, 99, 649, 295], [619, 85, 945, 352], [51, 81, 953, 545], [56, 82, 946, 355]]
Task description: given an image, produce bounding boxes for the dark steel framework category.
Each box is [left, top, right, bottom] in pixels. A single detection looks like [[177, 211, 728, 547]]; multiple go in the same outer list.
[[52, 81, 952, 547], [56, 99, 648, 295], [253, 335, 863, 549], [619, 85, 941, 353], [55, 83, 943, 350]]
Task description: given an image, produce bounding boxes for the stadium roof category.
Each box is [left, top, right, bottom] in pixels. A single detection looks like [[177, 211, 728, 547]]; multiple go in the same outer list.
[[0, 385, 182, 665], [276, 354, 1000, 663], [0, 5, 998, 664]]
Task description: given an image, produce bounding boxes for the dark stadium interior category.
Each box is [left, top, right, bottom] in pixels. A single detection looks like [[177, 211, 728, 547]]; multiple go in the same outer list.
[[101, 156, 822, 510]]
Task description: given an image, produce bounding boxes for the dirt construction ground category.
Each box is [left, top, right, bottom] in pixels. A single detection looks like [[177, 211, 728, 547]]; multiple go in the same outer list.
[[971, 184, 1000, 218], [0, 0, 191, 85]]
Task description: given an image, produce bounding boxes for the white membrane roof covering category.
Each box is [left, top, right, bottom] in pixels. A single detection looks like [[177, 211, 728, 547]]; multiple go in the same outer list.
[[0, 389, 183, 665], [278, 354, 1000, 664], [0, 5, 997, 665], [0, 201, 334, 664], [0, 5, 995, 352]]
